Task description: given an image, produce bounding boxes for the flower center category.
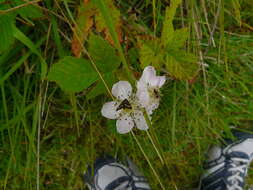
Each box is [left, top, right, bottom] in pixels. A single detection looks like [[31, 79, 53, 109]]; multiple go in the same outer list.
[[148, 87, 160, 100]]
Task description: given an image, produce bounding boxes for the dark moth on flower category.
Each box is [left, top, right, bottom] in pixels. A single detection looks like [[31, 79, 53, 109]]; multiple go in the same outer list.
[[116, 99, 132, 111]]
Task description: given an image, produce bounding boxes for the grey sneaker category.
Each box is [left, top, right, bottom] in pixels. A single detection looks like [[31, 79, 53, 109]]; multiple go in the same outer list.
[[84, 156, 151, 190], [200, 129, 253, 190]]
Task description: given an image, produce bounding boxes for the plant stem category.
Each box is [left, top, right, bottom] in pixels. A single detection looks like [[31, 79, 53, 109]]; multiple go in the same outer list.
[[131, 131, 165, 190], [143, 111, 164, 164], [146, 130, 164, 164]]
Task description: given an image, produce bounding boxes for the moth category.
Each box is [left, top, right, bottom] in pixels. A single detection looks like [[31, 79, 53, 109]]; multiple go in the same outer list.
[[116, 99, 132, 111]]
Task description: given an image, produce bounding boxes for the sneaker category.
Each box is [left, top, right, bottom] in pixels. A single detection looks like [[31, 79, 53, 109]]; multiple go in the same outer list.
[[200, 129, 253, 190], [84, 156, 151, 190]]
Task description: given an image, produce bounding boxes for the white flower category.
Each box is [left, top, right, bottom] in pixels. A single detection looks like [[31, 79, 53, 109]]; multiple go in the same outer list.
[[101, 81, 148, 134], [137, 66, 166, 115]]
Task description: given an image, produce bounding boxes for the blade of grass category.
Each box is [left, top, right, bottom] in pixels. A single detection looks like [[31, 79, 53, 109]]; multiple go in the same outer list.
[[152, 0, 157, 33], [51, 14, 65, 58], [13, 27, 47, 79], [37, 84, 43, 190], [131, 131, 165, 190], [0, 0, 42, 15], [172, 82, 176, 145], [143, 111, 165, 164], [0, 103, 35, 132], [0, 37, 45, 86], [70, 93, 80, 137]]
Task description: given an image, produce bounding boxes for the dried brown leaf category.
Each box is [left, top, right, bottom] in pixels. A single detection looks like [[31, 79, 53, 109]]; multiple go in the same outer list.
[[71, 1, 96, 57]]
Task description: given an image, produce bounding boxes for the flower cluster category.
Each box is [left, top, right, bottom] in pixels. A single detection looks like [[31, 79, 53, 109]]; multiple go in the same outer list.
[[101, 66, 166, 134]]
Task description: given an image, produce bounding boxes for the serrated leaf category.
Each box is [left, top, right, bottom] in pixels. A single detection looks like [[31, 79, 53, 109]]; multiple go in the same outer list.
[[94, 0, 122, 45], [71, 0, 96, 57], [169, 27, 189, 49], [165, 51, 199, 80], [13, 0, 43, 19], [48, 56, 99, 92], [0, 14, 15, 53], [88, 34, 120, 73], [86, 72, 116, 99], [139, 40, 163, 69], [161, 0, 182, 47]]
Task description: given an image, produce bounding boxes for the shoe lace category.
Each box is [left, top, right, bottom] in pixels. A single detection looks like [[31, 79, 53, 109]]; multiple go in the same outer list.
[[227, 157, 249, 190]]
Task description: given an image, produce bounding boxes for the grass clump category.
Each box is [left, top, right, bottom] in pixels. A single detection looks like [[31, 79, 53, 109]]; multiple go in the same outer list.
[[0, 0, 253, 189]]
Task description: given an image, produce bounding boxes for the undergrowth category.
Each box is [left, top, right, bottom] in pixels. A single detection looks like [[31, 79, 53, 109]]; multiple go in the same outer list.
[[0, 0, 252, 189]]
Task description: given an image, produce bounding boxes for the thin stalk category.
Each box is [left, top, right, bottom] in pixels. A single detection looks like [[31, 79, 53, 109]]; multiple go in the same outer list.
[[70, 93, 80, 137], [180, 1, 185, 27], [51, 13, 65, 58], [200, 0, 216, 47], [191, 1, 210, 130], [2, 82, 13, 190], [143, 112, 164, 164], [152, 0, 157, 33], [172, 82, 177, 145], [131, 131, 165, 190], [146, 130, 164, 164], [0, 0, 42, 14], [204, 0, 221, 54], [37, 86, 42, 190]]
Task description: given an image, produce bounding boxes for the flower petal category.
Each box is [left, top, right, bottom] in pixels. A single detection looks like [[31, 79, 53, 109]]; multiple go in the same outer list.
[[133, 111, 149, 130], [158, 76, 166, 87], [149, 76, 166, 88], [139, 66, 166, 88], [136, 87, 150, 107], [112, 81, 132, 100], [116, 114, 134, 134], [139, 66, 156, 84], [136, 80, 146, 92], [146, 101, 159, 115], [101, 101, 120, 119]]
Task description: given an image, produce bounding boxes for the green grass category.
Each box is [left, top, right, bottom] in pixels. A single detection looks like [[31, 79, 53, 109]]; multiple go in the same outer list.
[[0, 0, 253, 189]]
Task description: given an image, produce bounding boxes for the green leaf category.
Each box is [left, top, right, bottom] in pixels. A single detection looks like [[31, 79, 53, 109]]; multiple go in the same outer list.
[[94, 0, 134, 83], [13, 0, 43, 19], [161, 0, 182, 47], [88, 34, 120, 73], [165, 51, 199, 80], [48, 56, 99, 92], [139, 40, 163, 69], [0, 14, 15, 53]]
